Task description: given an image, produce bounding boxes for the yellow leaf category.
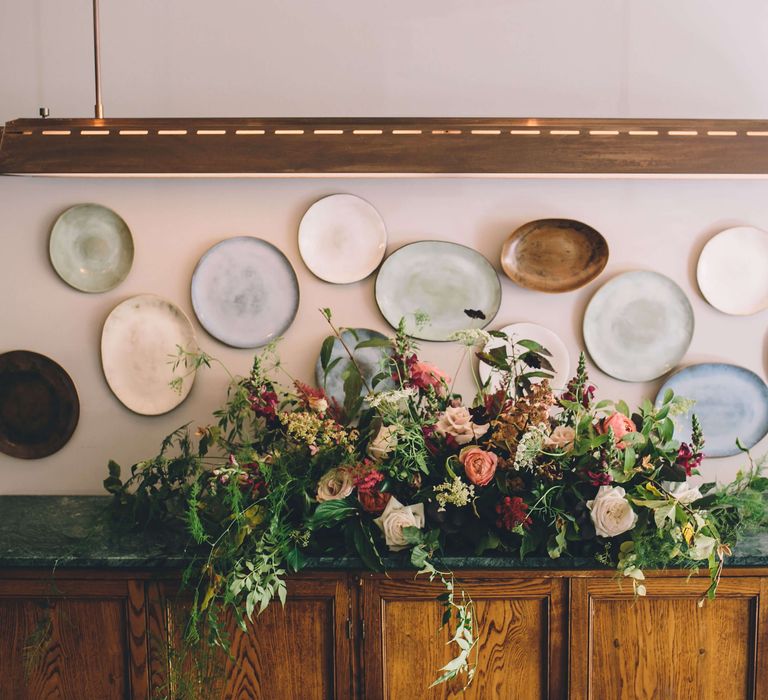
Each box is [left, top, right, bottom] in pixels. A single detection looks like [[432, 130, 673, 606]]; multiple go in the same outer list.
[[646, 483, 663, 498], [682, 521, 695, 546]]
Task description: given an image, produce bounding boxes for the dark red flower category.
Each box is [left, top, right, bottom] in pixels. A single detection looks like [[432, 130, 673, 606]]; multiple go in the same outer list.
[[249, 386, 278, 419], [354, 464, 391, 514], [240, 462, 268, 497], [586, 470, 612, 486], [495, 496, 532, 531], [676, 442, 703, 477]]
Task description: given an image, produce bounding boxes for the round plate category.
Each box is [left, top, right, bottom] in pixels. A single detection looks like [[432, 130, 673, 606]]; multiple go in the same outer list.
[[49, 204, 134, 293], [299, 194, 387, 284], [500, 219, 608, 293], [101, 294, 198, 415], [315, 329, 395, 407], [375, 241, 501, 341], [191, 237, 300, 348], [656, 363, 768, 457], [697, 226, 768, 315], [479, 322, 571, 393], [0, 350, 79, 459], [583, 271, 694, 382]]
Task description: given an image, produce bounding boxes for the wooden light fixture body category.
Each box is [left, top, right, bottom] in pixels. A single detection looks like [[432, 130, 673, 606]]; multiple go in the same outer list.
[[2, 117, 768, 177]]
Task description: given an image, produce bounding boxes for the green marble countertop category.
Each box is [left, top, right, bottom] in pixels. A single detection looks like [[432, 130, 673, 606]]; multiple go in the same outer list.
[[1, 496, 767, 570]]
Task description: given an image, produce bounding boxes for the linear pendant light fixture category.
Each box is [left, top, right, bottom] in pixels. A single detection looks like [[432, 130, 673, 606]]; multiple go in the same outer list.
[[2, 5, 768, 178]]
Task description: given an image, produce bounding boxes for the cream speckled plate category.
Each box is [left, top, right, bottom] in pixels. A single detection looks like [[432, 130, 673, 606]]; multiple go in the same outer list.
[[299, 194, 387, 283], [49, 204, 134, 293], [101, 294, 198, 415]]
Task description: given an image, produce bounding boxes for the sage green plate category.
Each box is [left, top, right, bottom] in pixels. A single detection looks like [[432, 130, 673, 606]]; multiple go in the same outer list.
[[49, 204, 134, 293]]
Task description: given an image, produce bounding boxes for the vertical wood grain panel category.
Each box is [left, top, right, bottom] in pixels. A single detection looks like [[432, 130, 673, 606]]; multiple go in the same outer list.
[[126, 579, 149, 700], [0, 598, 128, 699]]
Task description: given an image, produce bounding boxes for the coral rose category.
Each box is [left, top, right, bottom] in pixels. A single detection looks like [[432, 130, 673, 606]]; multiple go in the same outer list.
[[597, 413, 636, 449], [316, 468, 354, 502], [434, 405, 489, 445], [459, 446, 498, 487], [409, 360, 450, 394]]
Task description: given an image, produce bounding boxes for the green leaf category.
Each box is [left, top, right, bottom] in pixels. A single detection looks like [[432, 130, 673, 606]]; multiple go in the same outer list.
[[103, 476, 122, 494], [310, 499, 358, 529], [351, 519, 385, 572], [617, 400, 630, 418], [320, 336, 335, 372], [108, 460, 121, 478], [342, 366, 364, 418], [355, 338, 392, 350], [402, 526, 425, 545], [516, 338, 552, 357]]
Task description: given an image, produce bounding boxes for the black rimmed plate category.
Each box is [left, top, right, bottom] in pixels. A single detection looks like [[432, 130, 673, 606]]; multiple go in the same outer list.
[[0, 350, 80, 459]]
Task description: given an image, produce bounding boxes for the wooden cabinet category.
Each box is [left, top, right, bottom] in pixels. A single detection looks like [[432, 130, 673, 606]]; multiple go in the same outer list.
[[0, 568, 767, 699]]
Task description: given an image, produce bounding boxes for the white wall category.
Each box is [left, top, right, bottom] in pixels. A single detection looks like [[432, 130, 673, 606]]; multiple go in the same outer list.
[[1, 0, 767, 494]]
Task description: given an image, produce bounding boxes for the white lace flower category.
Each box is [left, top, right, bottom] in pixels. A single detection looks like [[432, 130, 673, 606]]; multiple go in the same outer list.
[[513, 423, 549, 471], [448, 328, 492, 347], [434, 476, 476, 512], [366, 388, 416, 410]]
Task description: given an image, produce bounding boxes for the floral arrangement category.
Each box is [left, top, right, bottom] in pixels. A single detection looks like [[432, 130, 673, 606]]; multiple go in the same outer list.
[[105, 310, 768, 692]]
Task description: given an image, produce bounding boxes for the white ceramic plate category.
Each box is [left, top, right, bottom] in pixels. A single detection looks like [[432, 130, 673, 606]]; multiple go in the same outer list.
[[298, 194, 387, 283], [191, 237, 299, 348], [101, 294, 198, 415], [697, 226, 768, 315], [375, 241, 501, 341], [479, 322, 571, 393], [583, 270, 694, 382], [49, 203, 134, 293]]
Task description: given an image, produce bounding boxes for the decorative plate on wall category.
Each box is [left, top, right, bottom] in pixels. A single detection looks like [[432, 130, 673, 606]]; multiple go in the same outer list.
[[49, 203, 134, 293], [0, 350, 79, 459], [656, 363, 768, 457], [696, 226, 768, 315], [375, 241, 501, 341], [478, 322, 571, 393], [298, 194, 388, 283], [315, 328, 395, 407], [583, 270, 694, 382], [191, 237, 300, 348], [500, 218, 608, 293], [101, 294, 198, 415]]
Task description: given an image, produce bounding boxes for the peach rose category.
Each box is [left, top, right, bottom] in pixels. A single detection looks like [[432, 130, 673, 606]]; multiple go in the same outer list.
[[434, 406, 489, 445], [410, 361, 450, 394], [597, 413, 636, 449], [544, 425, 576, 452], [367, 424, 398, 462], [316, 468, 355, 502], [459, 446, 498, 487]]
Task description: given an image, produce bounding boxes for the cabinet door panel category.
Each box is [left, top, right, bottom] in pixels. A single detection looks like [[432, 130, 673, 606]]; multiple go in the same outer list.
[[362, 574, 566, 700], [0, 598, 128, 699], [152, 574, 354, 700], [570, 576, 768, 700]]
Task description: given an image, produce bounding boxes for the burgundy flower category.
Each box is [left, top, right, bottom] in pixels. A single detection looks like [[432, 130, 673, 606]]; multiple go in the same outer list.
[[354, 465, 391, 515], [249, 386, 278, 419], [586, 470, 613, 486], [676, 442, 703, 477], [240, 462, 268, 497], [495, 496, 532, 531]]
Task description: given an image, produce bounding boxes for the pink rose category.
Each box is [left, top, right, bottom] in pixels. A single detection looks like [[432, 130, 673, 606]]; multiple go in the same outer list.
[[597, 413, 636, 449], [459, 446, 498, 487], [409, 360, 450, 394], [434, 405, 489, 445]]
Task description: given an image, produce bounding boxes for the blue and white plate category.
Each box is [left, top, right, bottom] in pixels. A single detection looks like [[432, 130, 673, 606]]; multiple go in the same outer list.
[[315, 329, 394, 407], [191, 237, 299, 348], [583, 270, 694, 382], [375, 241, 501, 341], [655, 363, 768, 458]]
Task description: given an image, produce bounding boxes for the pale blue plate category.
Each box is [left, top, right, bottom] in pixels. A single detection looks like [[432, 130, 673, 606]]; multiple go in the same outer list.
[[315, 329, 394, 407], [655, 363, 768, 458]]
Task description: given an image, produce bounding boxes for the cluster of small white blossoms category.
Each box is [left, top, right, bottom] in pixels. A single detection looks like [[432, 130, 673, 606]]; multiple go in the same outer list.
[[513, 423, 551, 471], [448, 328, 492, 347], [434, 476, 476, 511], [366, 388, 417, 410]]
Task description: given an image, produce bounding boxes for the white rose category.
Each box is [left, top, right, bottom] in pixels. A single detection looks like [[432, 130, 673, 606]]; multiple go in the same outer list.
[[434, 405, 488, 446], [367, 425, 398, 462], [373, 496, 425, 551], [316, 468, 355, 502], [587, 485, 638, 538], [662, 480, 702, 505]]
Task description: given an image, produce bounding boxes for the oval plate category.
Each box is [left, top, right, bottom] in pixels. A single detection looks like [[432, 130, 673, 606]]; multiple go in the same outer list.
[[583, 270, 694, 382], [102, 294, 198, 415], [191, 237, 300, 348], [501, 218, 608, 292], [375, 241, 501, 341], [299, 194, 387, 284], [656, 363, 768, 457], [697, 226, 768, 315], [0, 350, 79, 459], [479, 322, 571, 393], [49, 203, 134, 293], [315, 328, 395, 407]]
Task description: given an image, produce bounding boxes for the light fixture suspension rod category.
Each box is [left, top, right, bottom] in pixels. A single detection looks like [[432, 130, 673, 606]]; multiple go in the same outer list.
[[92, 0, 103, 119]]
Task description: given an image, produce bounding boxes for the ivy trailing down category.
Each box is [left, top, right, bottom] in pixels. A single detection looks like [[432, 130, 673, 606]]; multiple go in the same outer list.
[[106, 310, 768, 693]]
